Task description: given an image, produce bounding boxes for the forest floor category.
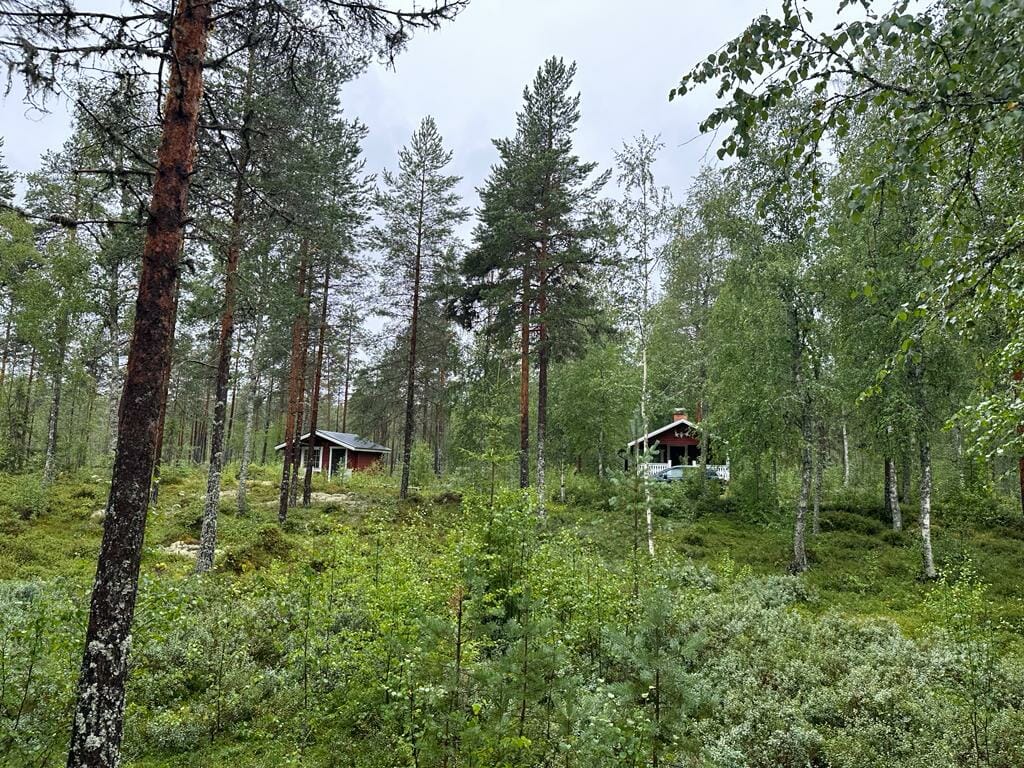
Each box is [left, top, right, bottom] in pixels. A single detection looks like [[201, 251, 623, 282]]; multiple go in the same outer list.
[[2, 464, 1022, 637], [2, 465, 1023, 767]]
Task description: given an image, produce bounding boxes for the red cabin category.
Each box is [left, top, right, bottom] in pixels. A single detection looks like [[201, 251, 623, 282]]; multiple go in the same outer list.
[[626, 409, 719, 468], [274, 430, 390, 478]]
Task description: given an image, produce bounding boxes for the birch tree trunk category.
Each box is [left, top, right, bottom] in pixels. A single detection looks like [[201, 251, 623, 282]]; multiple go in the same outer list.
[[918, 437, 937, 579], [67, 0, 211, 762], [789, 304, 810, 573], [841, 420, 850, 487], [811, 421, 824, 535], [885, 457, 902, 531]]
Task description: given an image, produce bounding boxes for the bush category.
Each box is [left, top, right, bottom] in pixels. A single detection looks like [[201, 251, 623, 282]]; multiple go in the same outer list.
[[1, 474, 51, 520], [223, 525, 293, 573], [820, 510, 885, 536]]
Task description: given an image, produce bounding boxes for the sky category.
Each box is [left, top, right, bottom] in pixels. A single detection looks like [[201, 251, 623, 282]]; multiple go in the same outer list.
[[0, 0, 840, 213]]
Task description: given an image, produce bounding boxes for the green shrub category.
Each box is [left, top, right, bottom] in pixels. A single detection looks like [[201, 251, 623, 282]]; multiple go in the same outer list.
[[2, 474, 51, 520], [820, 510, 885, 536]]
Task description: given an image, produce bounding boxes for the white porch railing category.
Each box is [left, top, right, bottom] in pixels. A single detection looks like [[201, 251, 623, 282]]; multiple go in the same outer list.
[[637, 463, 731, 481], [638, 462, 671, 476]]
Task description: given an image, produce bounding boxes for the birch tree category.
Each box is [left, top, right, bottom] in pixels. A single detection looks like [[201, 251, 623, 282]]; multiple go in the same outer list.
[[614, 133, 672, 555]]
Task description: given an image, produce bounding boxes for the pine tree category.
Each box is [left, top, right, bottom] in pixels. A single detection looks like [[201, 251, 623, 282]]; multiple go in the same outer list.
[[463, 57, 609, 515], [373, 116, 466, 499]]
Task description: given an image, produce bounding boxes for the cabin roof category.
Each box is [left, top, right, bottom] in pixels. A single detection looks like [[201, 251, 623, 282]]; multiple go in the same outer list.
[[626, 417, 699, 449], [274, 430, 391, 453]]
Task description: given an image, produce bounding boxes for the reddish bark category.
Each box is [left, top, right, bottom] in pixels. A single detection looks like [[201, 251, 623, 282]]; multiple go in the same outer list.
[[399, 184, 425, 499], [278, 241, 309, 522], [519, 268, 530, 489], [303, 254, 330, 505], [66, 1, 211, 765]]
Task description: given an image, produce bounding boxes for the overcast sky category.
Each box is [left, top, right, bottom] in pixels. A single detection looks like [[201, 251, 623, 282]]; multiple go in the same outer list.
[[1, 0, 838, 213]]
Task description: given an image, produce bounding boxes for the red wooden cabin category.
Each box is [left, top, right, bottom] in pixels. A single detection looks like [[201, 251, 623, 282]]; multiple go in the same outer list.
[[626, 409, 715, 466], [274, 430, 390, 478]]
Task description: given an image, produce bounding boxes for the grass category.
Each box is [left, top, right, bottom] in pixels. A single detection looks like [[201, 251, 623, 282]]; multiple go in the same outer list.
[[2, 464, 1022, 644]]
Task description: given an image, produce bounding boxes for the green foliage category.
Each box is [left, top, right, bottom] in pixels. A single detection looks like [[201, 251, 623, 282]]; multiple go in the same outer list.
[[1, 469, 1024, 766]]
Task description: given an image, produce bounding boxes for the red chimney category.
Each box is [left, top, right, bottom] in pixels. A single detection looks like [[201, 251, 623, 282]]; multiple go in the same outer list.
[[672, 409, 688, 423]]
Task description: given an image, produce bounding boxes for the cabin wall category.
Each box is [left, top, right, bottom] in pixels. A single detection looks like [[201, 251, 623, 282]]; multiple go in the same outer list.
[[347, 451, 382, 471]]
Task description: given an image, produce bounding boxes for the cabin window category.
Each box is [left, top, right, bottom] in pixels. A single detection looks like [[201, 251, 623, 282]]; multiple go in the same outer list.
[[303, 446, 322, 470]]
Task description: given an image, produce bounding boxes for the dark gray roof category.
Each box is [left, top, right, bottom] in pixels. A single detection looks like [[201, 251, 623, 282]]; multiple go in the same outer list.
[[315, 430, 390, 452], [273, 430, 391, 453]]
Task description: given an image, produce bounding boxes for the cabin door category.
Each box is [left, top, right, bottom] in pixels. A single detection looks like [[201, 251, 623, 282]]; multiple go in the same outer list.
[[329, 447, 346, 479]]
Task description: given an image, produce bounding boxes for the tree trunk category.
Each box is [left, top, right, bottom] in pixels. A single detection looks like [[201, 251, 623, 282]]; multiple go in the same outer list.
[[341, 320, 353, 431], [400, 185, 425, 500], [278, 241, 309, 523], [536, 269, 548, 520], [918, 437, 937, 579], [41, 370, 62, 486], [789, 304, 809, 573], [106, 287, 121, 460], [260, 378, 273, 465], [518, 267, 530, 489], [66, 0, 210, 763], [885, 457, 902, 531], [841, 420, 850, 487], [196, 94, 251, 573], [42, 331, 67, 487], [288, 271, 313, 509], [224, 335, 241, 461], [811, 420, 824, 535], [237, 330, 262, 514], [22, 348, 36, 467], [303, 256, 330, 505]]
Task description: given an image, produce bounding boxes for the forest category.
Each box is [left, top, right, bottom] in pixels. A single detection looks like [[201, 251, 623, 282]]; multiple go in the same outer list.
[[0, 0, 1022, 766]]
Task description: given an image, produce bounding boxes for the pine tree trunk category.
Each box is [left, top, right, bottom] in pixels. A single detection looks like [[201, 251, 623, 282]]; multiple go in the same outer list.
[[0, 308, 11, 387], [196, 105, 250, 573], [106, 290, 121, 460], [151, 278, 180, 508], [42, 331, 67, 487], [279, 241, 309, 523], [66, 0, 210, 762], [536, 272, 547, 520], [518, 268, 530, 489], [41, 368, 62, 486], [289, 274, 313, 509], [224, 336, 241, 462], [303, 257, 330, 506], [237, 328, 262, 514], [23, 348, 36, 467], [400, 189, 425, 499], [260, 378, 273, 465], [341, 321, 353, 431]]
